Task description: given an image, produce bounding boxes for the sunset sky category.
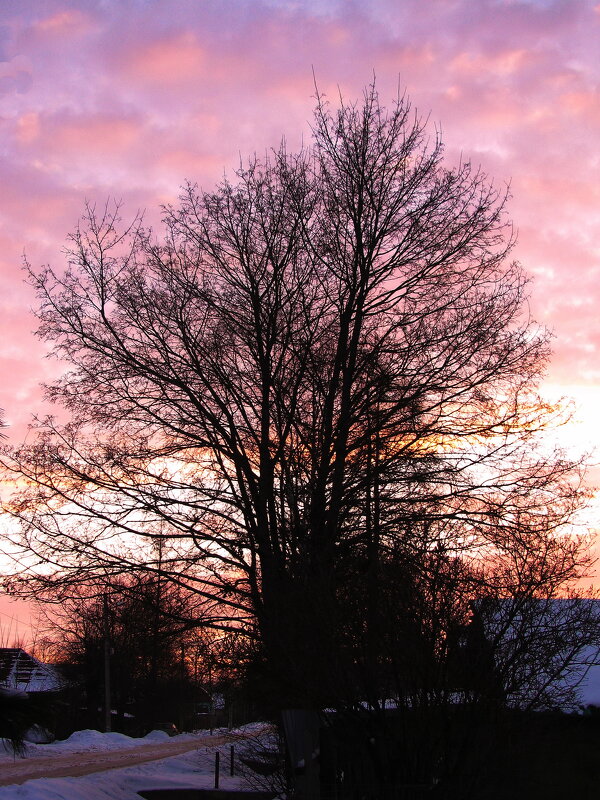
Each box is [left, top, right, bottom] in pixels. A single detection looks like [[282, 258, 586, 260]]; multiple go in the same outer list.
[[1, 0, 599, 639]]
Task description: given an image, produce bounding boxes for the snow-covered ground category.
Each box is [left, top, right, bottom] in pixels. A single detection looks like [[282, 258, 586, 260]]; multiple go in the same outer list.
[[2, 728, 191, 757], [0, 724, 274, 800]]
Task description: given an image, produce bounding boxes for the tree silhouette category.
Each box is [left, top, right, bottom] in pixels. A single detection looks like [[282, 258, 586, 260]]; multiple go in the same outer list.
[[2, 84, 591, 726], [41, 572, 207, 733]]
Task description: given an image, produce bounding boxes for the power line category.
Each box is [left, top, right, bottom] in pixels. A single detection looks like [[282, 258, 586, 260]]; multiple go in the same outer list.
[[0, 607, 31, 626]]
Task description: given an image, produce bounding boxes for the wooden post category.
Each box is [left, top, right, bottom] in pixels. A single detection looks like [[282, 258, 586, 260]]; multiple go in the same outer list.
[[214, 751, 220, 789]]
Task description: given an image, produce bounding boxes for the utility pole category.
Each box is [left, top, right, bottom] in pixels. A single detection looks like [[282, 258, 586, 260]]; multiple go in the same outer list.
[[103, 593, 112, 733]]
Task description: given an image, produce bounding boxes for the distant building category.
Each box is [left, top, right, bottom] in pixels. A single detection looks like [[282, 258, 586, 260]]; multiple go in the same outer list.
[[0, 647, 65, 694], [473, 597, 600, 711]]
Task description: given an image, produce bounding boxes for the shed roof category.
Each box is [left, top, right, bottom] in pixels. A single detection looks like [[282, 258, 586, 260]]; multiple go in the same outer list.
[[0, 647, 65, 693]]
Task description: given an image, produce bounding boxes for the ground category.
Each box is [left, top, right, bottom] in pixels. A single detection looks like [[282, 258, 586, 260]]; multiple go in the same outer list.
[[0, 725, 271, 800]]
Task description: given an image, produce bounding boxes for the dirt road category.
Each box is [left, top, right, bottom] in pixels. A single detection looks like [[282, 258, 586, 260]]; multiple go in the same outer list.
[[0, 732, 238, 787]]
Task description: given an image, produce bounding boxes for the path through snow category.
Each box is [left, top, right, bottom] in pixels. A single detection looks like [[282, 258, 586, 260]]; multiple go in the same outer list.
[[0, 725, 272, 799]]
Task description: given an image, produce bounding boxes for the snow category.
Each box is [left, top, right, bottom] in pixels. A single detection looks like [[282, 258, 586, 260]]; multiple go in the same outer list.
[[0, 725, 276, 800], [575, 652, 600, 708], [0, 729, 175, 758], [0, 749, 228, 800], [53, 729, 170, 751]]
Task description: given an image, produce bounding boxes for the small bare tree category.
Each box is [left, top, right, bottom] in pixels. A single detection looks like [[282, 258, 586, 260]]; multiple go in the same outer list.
[[39, 571, 209, 733]]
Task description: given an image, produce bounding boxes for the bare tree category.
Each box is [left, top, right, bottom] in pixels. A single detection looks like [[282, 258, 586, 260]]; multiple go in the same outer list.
[[1, 84, 591, 725], [40, 572, 208, 733]]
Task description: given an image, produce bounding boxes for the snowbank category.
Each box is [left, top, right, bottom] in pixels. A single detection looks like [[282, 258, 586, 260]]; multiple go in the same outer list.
[[0, 725, 276, 800], [0, 728, 189, 761]]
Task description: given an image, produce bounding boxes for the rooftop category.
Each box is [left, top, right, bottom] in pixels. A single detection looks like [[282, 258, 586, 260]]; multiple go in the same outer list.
[[0, 647, 65, 693]]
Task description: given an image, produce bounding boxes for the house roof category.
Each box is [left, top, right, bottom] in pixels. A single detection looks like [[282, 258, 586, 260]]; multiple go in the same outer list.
[[476, 597, 600, 710], [0, 647, 65, 693]]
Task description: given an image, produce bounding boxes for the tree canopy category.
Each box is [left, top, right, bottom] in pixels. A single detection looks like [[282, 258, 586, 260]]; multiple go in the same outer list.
[[1, 85, 591, 715]]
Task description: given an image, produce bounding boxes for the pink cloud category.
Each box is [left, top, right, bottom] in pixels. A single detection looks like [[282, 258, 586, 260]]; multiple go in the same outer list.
[[122, 30, 207, 85], [450, 48, 533, 78], [560, 88, 600, 124], [30, 112, 142, 159], [0, 0, 597, 457], [32, 8, 89, 35]]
